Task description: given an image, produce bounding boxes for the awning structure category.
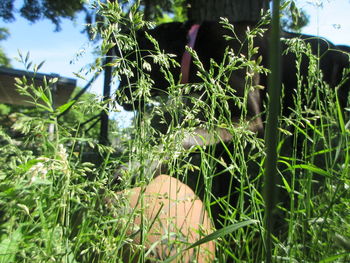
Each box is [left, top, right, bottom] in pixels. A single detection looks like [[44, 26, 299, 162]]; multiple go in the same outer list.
[[0, 66, 76, 107]]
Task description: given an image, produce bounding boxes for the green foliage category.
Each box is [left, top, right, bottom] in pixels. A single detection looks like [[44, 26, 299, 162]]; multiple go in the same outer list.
[[0, 27, 9, 41], [110, 3, 349, 261], [281, 0, 309, 32], [0, 0, 310, 40], [0, 0, 84, 31], [163, 220, 259, 263], [0, 27, 10, 66], [0, 1, 349, 262], [0, 48, 10, 66], [0, 0, 185, 33], [0, 57, 124, 262]]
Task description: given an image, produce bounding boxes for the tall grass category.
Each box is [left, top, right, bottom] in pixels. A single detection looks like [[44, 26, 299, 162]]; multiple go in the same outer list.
[[0, 1, 349, 262]]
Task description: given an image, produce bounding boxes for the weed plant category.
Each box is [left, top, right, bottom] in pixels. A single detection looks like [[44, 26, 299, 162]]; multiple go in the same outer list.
[[0, 1, 349, 262]]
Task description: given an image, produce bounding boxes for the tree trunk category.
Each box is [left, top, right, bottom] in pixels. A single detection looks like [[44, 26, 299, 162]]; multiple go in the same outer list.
[[187, 0, 269, 23]]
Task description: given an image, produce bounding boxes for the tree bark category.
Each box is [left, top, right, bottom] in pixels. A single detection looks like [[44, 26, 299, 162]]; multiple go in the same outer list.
[[187, 0, 269, 23]]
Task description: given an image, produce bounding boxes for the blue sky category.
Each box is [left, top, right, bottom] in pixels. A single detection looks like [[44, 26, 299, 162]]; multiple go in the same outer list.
[[1, 0, 350, 97], [298, 0, 350, 45], [1, 11, 98, 91]]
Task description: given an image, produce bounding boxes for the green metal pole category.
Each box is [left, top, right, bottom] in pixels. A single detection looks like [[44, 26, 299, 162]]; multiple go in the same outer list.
[[264, 0, 281, 262]]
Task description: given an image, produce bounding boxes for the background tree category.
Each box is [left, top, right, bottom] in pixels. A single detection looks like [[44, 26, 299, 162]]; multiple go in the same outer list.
[[281, 0, 309, 32], [1, 0, 308, 32], [0, 0, 186, 31], [0, 0, 84, 31], [0, 27, 11, 67]]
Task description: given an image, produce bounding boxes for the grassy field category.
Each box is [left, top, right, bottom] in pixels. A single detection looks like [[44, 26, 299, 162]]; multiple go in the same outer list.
[[1, 3, 350, 262]]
